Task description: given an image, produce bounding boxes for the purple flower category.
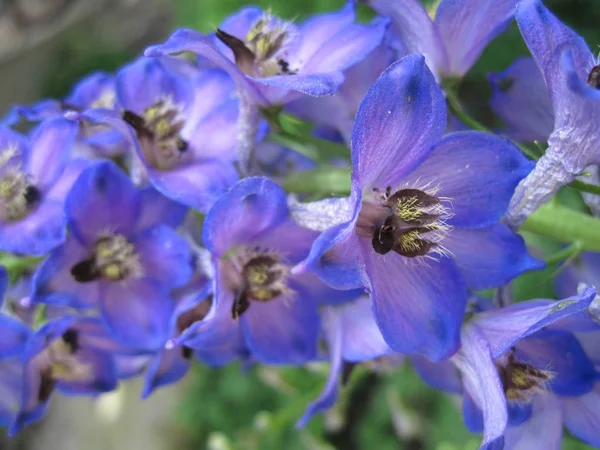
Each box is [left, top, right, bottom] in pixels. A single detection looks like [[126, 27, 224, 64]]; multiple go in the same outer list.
[[433, 289, 600, 448], [9, 316, 121, 435], [506, 0, 600, 229], [295, 55, 541, 361], [489, 57, 554, 142], [144, 3, 387, 107], [32, 161, 193, 350], [297, 294, 394, 426], [0, 117, 89, 256], [81, 57, 240, 212], [363, 0, 520, 79]]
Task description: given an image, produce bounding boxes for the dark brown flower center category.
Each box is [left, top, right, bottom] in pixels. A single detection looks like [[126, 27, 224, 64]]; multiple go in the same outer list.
[[497, 351, 552, 402], [588, 65, 600, 89]]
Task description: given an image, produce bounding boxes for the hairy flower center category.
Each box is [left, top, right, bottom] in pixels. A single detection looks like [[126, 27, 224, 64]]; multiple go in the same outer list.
[[497, 351, 552, 403], [588, 65, 600, 89], [360, 186, 452, 258], [91, 89, 117, 109], [229, 251, 290, 319], [122, 98, 188, 170], [37, 330, 91, 403], [0, 147, 40, 222], [70, 234, 142, 283], [216, 14, 297, 78]]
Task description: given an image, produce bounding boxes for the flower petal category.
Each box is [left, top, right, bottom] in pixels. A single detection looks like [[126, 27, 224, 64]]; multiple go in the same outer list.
[[203, 177, 288, 256], [472, 287, 596, 359], [0, 314, 30, 357], [135, 187, 188, 231], [365, 0, 448, 77], [488, 57, 554, 142], [142, 347, 190, 398], [255, 72, 344, 98], [412, 356, 462, 394], [405, 131, 533, 227], [100, 278, 173, 351], [66, 161, 140, 246], [56, 347, 117, 395], [133, 225, 193, 289], [444, 223, 543, 290], [562, 384, 600, 447], [351, 54, 446, 189], [360, 240, 467, 361], [435, 0, 519, 77], [503, 396, 563, 450]]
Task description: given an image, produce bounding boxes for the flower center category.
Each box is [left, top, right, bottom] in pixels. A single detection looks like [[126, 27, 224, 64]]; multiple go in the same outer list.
[[216, 13, 297, 78], [588, 65, 600, 89], [122, 98, 188, 170], [0, 147, 40, 222], [37, 329, 91, 403], [70, 234, 142, 283], [360, 186, 452, 258], [497, 351, 553, 403], [229, 250, 290, 319]]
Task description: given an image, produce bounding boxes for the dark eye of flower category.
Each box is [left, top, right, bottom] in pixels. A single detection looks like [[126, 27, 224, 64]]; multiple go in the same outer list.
[[497, 351, 552, 402], [587, 65, 600, 89], [368, 188, 450, 258], [38, 367, 56, 403], [62, 329, 79, 353], [70, 234, 141, 283], [181, 346, 193, 360], [176, 296, 213, 334]]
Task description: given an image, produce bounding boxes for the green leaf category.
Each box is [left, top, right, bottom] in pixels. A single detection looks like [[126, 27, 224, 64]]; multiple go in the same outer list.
[[283, 167, 352, 195]]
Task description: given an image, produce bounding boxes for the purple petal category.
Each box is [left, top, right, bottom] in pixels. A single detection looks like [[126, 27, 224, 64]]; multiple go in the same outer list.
[[115, 57, 193, 114], [1, 100, 62, 127], [562, 385, 600, 447], [0, 127, 28, 170], [454, 325, 508, 446], [203, 177, 288, 257], [516, 0, 593, 102], [339, 296, 392, 361], [142, 347, 190, 398], [297, 307, 343, 427], [218, 6, 262, 38], [435, 0, 519, 77], [65, 71, 117, 110], [472, 287, 596, 359], [144, 29, 266, 105], [45, 158, 94, 202], [241, 286, 320, 364], [488, 57, 554, 142], [66, 161, 140, 246], [0, 359, 24, 427], [351, 54, 446, 190], [444, 223, 543, 290], [503, 396, 563, 450], [255, 72, 344, 98], [0, 314, 30, 357], [404, 131, 533, 227], [185, 100, 238, 162], [100, 278, 173, 351], [133, 225, 193, 289], [26, 117, 79, 192], [365, 0, 448, 77], [412, 356, 462, 394], [0, 198, 66, 256], [360, 240, 467, 361], [56, 347, 117, 395], [135, 187, 188, 231]]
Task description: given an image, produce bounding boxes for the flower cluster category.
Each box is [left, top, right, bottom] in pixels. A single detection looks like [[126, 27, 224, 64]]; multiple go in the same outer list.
[[0, 0, 600, 448]]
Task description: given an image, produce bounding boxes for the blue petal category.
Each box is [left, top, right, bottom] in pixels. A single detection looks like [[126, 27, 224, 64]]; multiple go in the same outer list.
[[562, 386, 600, 447], [0, 265, 7, 305], [503, 396, 563, 450], [366, 0, 448, 77], [360, 240, 467, 361], [488, 57, 554, 142], [65, 71, 117, 110], [507, 402, 533, 427], [0, 359, 24, 427], [241, 283, 320, 364], [1, 100, 62, 127], [0, 314, 31, 357], [444, 223, 544, 289], [472, 287, 596, 359], [135, 187, 188, 231], [133, 225, 193, 289], [412, 356, 462, 394], [405, 131, 533, 227], [435, 0, 519, 77], [66, 161, 140, 246], [351, 54, 446, 190], [203, 177, 288, 257], [142, 347, 190, 398], [56, 347, 117, 395], [255, 72, 344, 97], [218, 6, 262, 38]]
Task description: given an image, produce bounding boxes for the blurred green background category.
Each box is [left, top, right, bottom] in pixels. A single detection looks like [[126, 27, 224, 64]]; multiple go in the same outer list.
[[11, 0, 600, 448]]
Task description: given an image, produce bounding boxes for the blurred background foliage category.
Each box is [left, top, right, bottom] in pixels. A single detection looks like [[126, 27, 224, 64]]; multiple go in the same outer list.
[[9, 0, 600, 448]]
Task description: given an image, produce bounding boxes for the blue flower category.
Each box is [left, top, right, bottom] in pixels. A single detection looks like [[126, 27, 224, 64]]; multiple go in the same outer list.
[[32, 161, 193, 350], [295, 54, 542, 361], [144, 3, 387, 107], [9, 316, 122, 435], [363, 0, 520, 79], [506, 0, 600, 229], [79, 57, 240, 212], [0, 117, 90, 256]]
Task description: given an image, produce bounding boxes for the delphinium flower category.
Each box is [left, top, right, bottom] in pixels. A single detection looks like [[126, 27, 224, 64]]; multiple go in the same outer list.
[[420, 288, 600, 449], [505, 0, 600, 229], [362, 0, 520, 80], [295, 54, 541, 360], [32, 161, 193, 350], [0, 117, 90, 256], [81, 57, 240, 211]]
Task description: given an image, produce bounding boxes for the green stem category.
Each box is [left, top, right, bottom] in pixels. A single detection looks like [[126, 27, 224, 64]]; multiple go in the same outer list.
[[283, 167, 352, 195], [521, 203, 600, 252], [544, 241, 584, 265], [570, 179, 600, 196]]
